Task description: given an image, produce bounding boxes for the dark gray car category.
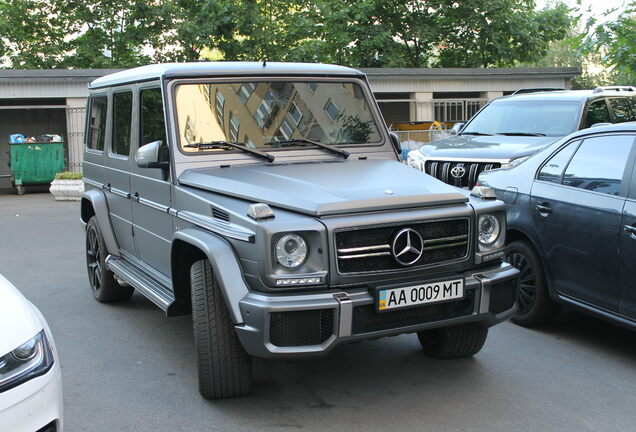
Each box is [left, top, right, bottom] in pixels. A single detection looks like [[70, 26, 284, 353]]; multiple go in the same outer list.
[[407, 88, 636, 189], [478, 122, 636, 328], [80, 62, 519, 399]]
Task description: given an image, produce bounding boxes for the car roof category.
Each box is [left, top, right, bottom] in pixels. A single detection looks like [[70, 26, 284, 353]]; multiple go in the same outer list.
[[493, 89, 636, 103], [89, 62, 365, 89], [566, 122, 636, 139]]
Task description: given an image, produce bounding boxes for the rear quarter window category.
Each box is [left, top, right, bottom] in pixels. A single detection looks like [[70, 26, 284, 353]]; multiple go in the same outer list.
[[87, 95, 108, 151]]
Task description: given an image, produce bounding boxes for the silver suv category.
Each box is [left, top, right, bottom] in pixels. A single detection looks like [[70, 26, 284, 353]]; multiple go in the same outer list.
[[81, 62, 519, 399]]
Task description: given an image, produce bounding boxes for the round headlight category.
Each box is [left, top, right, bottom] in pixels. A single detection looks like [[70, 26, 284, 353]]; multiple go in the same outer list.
[[478, 214, 500, 246], [276, 234, 308, 269], [12, 338, 38, 361]]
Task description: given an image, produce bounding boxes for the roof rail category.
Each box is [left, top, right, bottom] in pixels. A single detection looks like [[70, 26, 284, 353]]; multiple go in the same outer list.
[[511, 87, 564, 95], [593, 86, 636, 93]]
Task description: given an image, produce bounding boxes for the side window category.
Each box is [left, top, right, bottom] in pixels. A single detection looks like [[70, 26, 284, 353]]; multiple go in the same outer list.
[[140, 88, 166, 146], [608, 98, 636, 123], [87, 96, 107, 151], [112, 91, 133, 156], [537, 141, 579, 183], [584, 100, 611, 128], [562, 135, 634, 196]]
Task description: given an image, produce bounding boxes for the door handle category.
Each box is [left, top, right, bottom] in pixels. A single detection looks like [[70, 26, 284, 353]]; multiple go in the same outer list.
[[536, 204, 552, 214], [624, 225, 636, 239]]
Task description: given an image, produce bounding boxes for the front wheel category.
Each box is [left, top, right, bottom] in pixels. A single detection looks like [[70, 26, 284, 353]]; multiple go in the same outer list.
[[417, 323, 488, 359], [506, 240, 559, 327], [190, 259, 252, 399]]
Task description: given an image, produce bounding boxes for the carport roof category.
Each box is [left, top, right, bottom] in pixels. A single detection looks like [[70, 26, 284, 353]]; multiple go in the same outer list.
[[361, 67, 581, 80]]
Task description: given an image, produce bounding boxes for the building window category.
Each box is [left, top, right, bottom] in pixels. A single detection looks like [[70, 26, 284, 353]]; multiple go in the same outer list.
[[184, 115, 196, 144], [230, 113, 240, 142], [237, 82, 256, 104], [307, 82, 318, 93], [244, 135, 255, 148], [276, 117, 294, 141], [215, 89, 225, 127], [254, 91, 275, 128], [324, 99, 339, 121], [288, 102, 303, 125]]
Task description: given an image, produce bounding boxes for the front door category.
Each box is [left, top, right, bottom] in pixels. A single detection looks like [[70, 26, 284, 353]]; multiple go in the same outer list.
[[531, 134, 635, 311], [105, 89, 136, 256], [130, 86, 173, 276]]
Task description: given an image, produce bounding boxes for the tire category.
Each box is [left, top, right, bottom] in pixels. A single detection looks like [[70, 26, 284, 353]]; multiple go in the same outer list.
[[417, 323, 488, 359], [190, 259, 252, 399], [16, 185, 25, 195], [85, 216, 134, 302], [506, 240, 559, 327]]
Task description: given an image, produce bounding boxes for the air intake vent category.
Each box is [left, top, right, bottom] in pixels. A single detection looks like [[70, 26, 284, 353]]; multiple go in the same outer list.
[[211, 206, 230, 222]]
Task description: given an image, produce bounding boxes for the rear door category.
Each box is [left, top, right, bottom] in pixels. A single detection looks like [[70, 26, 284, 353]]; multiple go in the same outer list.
[[618, 134, 636, 319], [105, 89, 136, 256], [531, 134, 635, 311], [583, 99, 612, 128]]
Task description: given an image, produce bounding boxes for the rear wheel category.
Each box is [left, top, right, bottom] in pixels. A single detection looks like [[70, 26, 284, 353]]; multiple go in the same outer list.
[[16, 185, 25, 195], [506, 240, 559, 327], [417, 323, 488, 359], [85, 216, 134, 302], [190, 259, 252, 399]]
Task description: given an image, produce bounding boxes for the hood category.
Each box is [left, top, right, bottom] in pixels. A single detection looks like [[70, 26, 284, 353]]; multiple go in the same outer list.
[[418, 134, 558, 161], [178, 159, 468, 216], [0, 274, 42, 356]]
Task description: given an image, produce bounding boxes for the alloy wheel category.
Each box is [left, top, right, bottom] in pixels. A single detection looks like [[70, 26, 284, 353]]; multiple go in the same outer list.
[[86, 226, 102, 293], [508, 251, 536, 315]]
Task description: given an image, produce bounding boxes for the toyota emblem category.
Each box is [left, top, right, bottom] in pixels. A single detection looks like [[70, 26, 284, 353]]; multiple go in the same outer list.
[[391, 228, 424, 266], [450, 166, 466, 179]]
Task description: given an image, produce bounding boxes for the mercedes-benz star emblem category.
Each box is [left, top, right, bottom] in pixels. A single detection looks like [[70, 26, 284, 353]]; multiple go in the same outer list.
[[391, 228, 424, 266], [450, 166, 466, 179]]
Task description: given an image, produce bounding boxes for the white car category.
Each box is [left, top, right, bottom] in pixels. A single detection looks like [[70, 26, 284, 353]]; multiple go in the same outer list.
[[0, 274, 63, 432]]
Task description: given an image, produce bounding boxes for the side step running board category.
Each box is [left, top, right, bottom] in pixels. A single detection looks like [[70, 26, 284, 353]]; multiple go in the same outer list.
[[106, 256, 175, 312]]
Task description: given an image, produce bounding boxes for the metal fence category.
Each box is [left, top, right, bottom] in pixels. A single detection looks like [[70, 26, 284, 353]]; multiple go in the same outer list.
[[433, 99, 486, 122], [66, 107, 86, 173]]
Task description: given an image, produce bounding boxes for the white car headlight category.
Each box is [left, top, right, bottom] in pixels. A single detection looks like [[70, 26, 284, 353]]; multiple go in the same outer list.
[[0, 330, 54, 393], [478, 214, 501, 247], [275, 233, 308, 269], [500, 156, 529, 169], [406, 150, 425, 171]]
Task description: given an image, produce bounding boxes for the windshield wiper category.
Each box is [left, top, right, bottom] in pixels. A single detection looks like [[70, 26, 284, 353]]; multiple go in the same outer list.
[[497, 132, 546, 137], [184, 141, 275, 162], [460, 132, 493, 136], [265, 138, 350, 159]]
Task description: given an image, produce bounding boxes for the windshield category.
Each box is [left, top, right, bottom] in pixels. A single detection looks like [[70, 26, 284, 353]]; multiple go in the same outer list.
[[174, 81, 382, 154], [462, 100, 581, 137]]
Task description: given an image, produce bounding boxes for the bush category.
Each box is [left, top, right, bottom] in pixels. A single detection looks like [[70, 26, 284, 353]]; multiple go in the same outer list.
[[54, 171, 83, 180]]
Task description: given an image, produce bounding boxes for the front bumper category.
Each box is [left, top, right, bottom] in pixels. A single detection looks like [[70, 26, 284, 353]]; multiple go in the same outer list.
[[236, 262, 519, 358], [0, 359, 63, 432]]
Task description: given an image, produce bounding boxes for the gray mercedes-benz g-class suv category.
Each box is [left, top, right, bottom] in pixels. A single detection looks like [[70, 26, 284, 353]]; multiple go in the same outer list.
[[80, 62, 519, 399]]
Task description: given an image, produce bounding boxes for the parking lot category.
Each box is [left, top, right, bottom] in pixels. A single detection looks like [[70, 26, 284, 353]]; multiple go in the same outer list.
[[2, 191, 636, 431]]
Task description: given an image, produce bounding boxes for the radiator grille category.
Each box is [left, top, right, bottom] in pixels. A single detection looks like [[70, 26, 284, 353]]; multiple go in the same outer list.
[[336, 218, 470, 274], [352, 290, 476, 334], [424, 161, 501, 189], [269, 309, 334, 347]]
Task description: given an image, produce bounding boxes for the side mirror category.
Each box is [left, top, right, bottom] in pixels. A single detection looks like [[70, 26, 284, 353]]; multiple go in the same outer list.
[[136, 140, 169, 169], [389, 132, 402, 155], [450, 123, 465, 135]]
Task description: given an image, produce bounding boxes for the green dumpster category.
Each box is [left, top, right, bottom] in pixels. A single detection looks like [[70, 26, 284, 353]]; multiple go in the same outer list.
[[8, 142, 65, 195]]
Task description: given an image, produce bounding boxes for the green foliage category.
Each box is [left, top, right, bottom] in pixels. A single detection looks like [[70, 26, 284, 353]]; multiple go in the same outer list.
[[55, 171, 83, 180], [0, 0, 576, 69]]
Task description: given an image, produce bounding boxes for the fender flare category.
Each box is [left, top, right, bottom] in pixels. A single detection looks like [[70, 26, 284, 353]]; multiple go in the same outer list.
[[173, 228, 249, 324], [81, 189, 120, 256]]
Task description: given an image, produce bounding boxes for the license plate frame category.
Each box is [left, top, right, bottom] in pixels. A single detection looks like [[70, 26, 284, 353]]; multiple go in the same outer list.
[[374, 278, 465, 312]]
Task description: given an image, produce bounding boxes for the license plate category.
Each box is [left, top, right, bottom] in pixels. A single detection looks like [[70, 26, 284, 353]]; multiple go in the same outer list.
[[377, 279, 464, 311]]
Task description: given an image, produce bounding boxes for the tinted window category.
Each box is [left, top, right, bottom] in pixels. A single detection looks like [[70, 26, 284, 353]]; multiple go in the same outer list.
[[537, 141, 579, 183], [113, 91, 132, 156], [584, 100, 611, 128], [140, 88, 166, 146], [87, 96, 107, 151], [608, 98, 636, 123], [562, 135, 634, 196]]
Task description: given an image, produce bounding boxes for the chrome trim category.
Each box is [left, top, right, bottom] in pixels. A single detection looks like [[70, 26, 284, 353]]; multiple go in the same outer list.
[[334, 293, 353, 338], [421, 156, 511, 164], [423, 241, 468, 251], [106, 256, 173, 311], [338, 251, 392, 260], [168, 207, 178, 216], [137, 196, 169, 213], [337, 244, 390, 254], [109, 187, 130, 199], [83, 178, 102, 188], [177, 210, 255, 243], [423, 234, 468, 245]]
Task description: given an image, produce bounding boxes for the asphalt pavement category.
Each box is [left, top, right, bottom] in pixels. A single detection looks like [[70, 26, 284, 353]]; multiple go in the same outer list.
[[1, 191, 636, 431]]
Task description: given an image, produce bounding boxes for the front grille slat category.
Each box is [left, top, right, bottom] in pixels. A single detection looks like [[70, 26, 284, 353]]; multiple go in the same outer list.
[[424, 160, 501, 189], [336, 218, 470, 274]]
